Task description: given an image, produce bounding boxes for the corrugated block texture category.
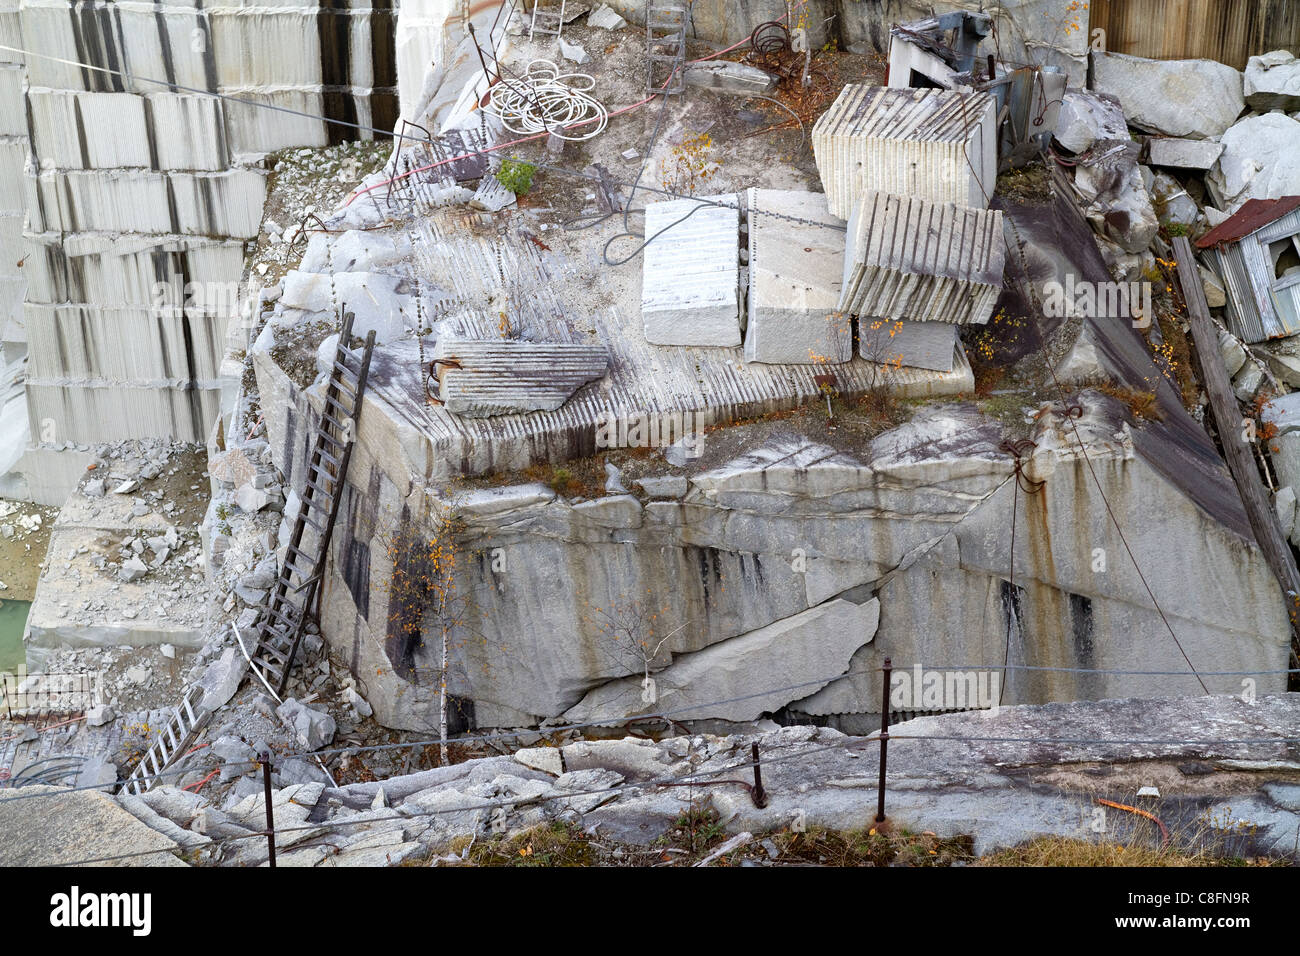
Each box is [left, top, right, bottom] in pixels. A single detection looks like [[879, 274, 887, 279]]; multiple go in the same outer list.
[[23, 233, 245, 308], [0, 63, 22, 136], [812, 85, 997, 218], [26, 90, 229, 170], [25, 304, 227, 381], [25, 378, 220, 443], [433, 331, 609, 417], [744, 187, 851, 365], [642, 194, 742, 347], [27, 168, 267, 237], [0, 137, 25, 212], [14, 0, 396, 141], [840, 189, 1005, 326]]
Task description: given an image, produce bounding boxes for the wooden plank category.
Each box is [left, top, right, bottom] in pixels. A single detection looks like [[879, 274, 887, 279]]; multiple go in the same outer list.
[[1174, 236, 1300, 657]]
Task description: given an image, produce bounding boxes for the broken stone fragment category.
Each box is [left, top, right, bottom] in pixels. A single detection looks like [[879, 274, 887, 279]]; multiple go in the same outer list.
[[276, 698, 337, 751], [234, 483, 272, 513], [587, 3, 626, 28], [342, 685, 372, 718], [1053, 90, 1129, 154], [1245, 50, 1300, 111], [1206, 113, 1300, 214], [119, 557, 148, 582], [85, 703, 115, 727], [558, 38, 589, 64]]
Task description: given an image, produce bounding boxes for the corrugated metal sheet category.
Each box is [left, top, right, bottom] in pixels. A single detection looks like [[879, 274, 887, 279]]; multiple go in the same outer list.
[[1090, 0, 1300, 70], [812, 85, 997, 218], [1196, 197, 1300, 248], [839, 189, 1005, 324], [1203, 206, 1300, 342]]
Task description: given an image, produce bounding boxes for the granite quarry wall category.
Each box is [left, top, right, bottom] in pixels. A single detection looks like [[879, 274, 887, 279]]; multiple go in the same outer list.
[[0, 0, 397, 505]]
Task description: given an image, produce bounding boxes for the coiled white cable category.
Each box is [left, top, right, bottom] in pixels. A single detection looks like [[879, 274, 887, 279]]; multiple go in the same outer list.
[[483, 58, 609, 141]]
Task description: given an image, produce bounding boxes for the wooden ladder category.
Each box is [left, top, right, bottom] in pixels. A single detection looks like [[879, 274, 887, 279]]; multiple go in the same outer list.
[[529, 0, 566, 39], [124, 685, 209, 794], [645, 0, 688, 94], [250, 313, 376, 697]]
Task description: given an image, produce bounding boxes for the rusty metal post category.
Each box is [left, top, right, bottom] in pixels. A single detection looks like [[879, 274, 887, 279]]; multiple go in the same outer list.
[[751, 742, 768, 808], [876, 658, 891, 823], [261, 751, 277, 868]]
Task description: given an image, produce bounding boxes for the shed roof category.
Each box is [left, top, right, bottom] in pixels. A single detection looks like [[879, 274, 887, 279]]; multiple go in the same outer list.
[[1195, 196, 1300, 249]]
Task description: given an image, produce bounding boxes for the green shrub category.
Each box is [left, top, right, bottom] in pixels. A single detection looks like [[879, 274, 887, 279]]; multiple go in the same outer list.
[[495, 158, 537, 196]]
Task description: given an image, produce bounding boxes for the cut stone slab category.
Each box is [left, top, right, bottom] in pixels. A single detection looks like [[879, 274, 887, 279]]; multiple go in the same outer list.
[[634, 475, 688, 498], [744, 188, 850, 364], [1245, 50, 1300, 111], [563, 597, 880, 723], [432, 334, 609, 417], [1091, 51, 1244, 140], [840, 190, 1004, 325], [812, 85, 997, 216], [1146, 136, 1225, 171], [587, 3, 626, 28], [641, 194, 741, 347], [0, 784, 185, 866], [684, 61, 777, 95], [871, 319, 960, 372]]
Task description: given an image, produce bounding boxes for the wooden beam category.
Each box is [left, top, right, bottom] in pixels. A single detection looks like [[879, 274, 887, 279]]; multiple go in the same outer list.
[[1173, 236, 1300, 658]]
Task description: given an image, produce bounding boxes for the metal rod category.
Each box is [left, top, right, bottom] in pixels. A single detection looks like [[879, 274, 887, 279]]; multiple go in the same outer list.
[[876, 658, 891, 823], [262, 751, 277, 867], [750, 742, 768, 808]]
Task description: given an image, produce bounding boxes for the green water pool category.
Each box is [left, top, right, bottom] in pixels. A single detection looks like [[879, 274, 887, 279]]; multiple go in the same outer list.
[[0, 599, 29, 672]]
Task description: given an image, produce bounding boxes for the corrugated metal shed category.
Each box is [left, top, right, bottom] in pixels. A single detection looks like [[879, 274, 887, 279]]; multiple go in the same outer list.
[[1090, 0, 1300, 70], [1196, 197, 1300, 248], [811, 86, 997, 218], [839, 189, 1005, 325], [1196, 197, 1300, 343]]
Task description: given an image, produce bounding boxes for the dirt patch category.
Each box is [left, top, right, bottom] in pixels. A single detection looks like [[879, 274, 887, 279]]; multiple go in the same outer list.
[[269, 317, 337, 390], [0, 501, 57, 599]]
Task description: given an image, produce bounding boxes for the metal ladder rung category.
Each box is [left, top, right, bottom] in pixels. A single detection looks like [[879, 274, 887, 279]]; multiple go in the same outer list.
[[331, 375, 358, 400], [300, 514, 327, 536], [313, 447, 342, 469], [302, 486, 334, 510], [324, 392, 353, 414], [256, 643, 289, 663], [264, 605, 303, 630], [319, 429, 348, 452]]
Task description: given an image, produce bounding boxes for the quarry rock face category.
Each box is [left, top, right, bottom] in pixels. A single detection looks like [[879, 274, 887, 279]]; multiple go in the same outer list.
[[263, 350, 1290, 730], [1091, 52, 1244, 140]]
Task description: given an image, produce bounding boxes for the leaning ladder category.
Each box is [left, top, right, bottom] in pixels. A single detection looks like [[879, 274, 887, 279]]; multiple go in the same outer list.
[[250, 312, 376, 697], [124, 684, 209, 794], [645, 0, 688, 94], [529, 0, 566, 40]]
